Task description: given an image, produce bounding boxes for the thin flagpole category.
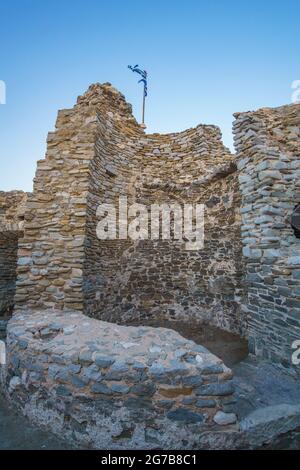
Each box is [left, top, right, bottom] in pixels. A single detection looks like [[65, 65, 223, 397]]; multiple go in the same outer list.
[[142, 88, 146, 125], [128, 64, 148, 128]]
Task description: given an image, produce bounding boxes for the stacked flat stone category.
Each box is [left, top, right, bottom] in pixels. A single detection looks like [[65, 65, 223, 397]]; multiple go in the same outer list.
[[234, 103, 300, 367], [0, 191, 28, 316], [4, 310, 237, 449], [11, 83, 245, 336], [0, 191, 27, 233]]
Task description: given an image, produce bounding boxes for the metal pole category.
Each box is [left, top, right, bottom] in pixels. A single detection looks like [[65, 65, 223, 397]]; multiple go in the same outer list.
[[128, 65, 147, 128], [142, 88, 146, 125]]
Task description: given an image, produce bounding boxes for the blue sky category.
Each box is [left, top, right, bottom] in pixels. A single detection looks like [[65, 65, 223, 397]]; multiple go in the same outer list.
[[0, 0, 299, 191]]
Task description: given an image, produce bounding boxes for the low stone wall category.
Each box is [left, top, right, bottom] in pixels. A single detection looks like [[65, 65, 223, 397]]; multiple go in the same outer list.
[[3, 309, 239, 449]]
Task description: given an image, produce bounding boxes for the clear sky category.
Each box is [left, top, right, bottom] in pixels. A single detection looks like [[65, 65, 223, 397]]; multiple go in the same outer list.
[[0, 0, 299, 191]]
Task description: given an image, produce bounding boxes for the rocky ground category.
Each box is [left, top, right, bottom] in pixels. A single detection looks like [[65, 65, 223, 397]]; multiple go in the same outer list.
[[0, 394, 75, 450], [0, 391, 299, 450], [231, 356, 300, 448]]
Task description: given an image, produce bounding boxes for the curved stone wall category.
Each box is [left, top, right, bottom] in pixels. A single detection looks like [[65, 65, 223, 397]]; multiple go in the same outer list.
[[4, 309, 238, 449], [84, 119, 245, 333], [13, 83, 245, 335]]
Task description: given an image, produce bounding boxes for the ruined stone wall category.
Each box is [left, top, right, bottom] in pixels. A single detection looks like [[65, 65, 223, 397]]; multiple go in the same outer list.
[[93, 128, 245, 334], [15, 84, 140, 312], [14, 83, 245, 335], [82, 94, 144, 317], [0, 191, 27, 316], [0, 232, 19, 316], [0, 191, 27, 232], [234, 103, 300, 366]]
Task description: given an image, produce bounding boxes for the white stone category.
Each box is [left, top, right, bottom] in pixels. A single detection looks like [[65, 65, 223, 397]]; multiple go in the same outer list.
[[9, 376, 21, 392], [120, 342, 139, 349], [213, 411, 237, 426], [149, 346, 162, 353], [196, 355, 204, 363]]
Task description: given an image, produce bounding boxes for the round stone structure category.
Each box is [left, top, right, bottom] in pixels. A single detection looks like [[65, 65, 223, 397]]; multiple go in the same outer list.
[[3, 309, 239, 449]]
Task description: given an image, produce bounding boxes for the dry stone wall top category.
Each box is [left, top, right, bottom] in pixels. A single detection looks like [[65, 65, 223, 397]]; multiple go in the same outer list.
[[4, 309, 237, 449]]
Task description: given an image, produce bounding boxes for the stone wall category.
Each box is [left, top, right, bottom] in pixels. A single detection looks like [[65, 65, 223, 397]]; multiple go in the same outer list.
[[0, 191, 27, 316], [0, 191, 27, 232], [14, 84, 140, 312], [4, 309, 238, 449], [234, 103, 300, 366], [0, 232, 19, 316], [92, 128, 245, 334], [14, 83, 245, 334]]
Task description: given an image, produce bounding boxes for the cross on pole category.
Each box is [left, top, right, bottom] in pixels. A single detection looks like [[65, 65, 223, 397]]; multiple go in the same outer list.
[[128, 64, 148, 128]]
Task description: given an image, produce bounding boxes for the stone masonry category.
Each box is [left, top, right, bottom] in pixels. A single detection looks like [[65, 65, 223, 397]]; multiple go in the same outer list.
[[0, 84, 300, 449], [234, 104, 300, 366], [0, 191, 27, 316], [12, 83, 245, 335], [4, 309, 237, 449], [0, 85, 299, 367]]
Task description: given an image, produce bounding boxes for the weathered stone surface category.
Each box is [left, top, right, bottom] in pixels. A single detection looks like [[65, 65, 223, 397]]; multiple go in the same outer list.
[[1, 83, 244, 336], [3, 309, 236, 449], [235, 102, 300, 368], [196, 381, 234, 396], [213, 411, 237, 425], [167, 408, 205, 423], [0, 84, 300, 449]]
